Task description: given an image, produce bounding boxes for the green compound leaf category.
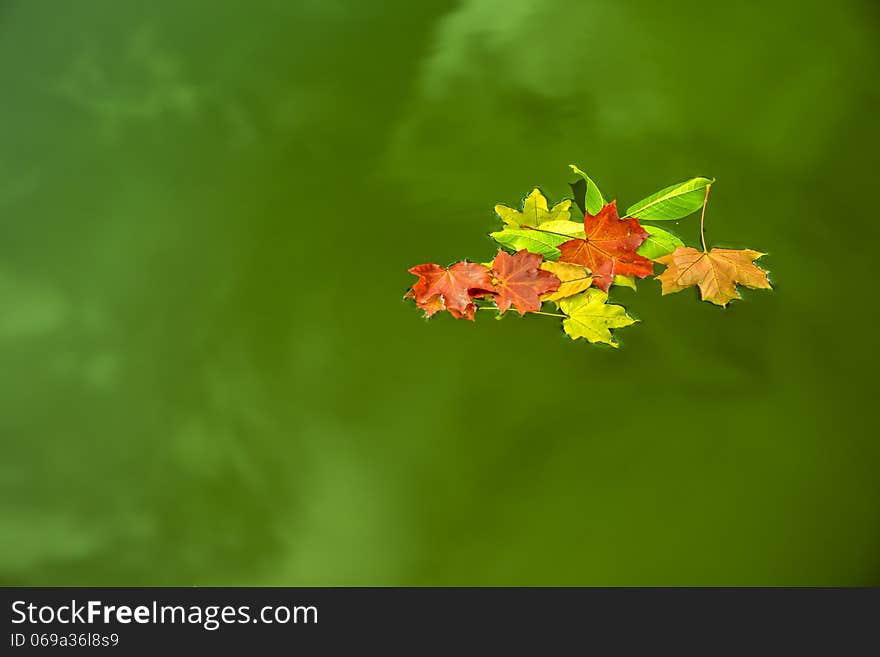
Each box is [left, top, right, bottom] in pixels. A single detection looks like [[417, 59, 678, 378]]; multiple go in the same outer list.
[[494, 188, 571, 228], [637, 224, 686, 259], [559, 288, 637, 348], [490, 229, 567, 259], [624, 177, 714, 221], [568, 164, 605, 215], [490, 220, 584, 260]]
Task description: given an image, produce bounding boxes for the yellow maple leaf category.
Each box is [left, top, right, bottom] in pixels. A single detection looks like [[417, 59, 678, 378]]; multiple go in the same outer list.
[[558, 289, 636, 347], [540, 261, 592, 302], [494, 188, 571, 228], [655, 247, 771, 306]]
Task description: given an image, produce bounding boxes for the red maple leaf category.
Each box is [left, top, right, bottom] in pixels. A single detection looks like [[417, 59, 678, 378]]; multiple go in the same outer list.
[[407, 262, 495, 320], [557, 201, 654, 291], [489, 249, 560, 315], [404, 290, 445, 317], [405, 290, 487, 320]]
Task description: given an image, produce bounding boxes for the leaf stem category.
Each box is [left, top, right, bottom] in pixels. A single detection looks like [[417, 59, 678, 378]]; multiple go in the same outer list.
[[700, 183, 712, 252], [523, 225, 579, 238], [476, 307, 566, 318]]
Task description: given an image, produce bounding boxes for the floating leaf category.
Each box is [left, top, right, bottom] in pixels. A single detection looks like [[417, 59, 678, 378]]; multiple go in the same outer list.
[[540, 261, 592, 302], [407, 262, 495, 320], [406, 167, 769, 349], [538, 220, 585, 237], [490, 219, 583, 259], [404, 290, 446, 318], [494, 188, 571, 228], [490, 228, 568, 259], [655, 247, 771, 306], [489, 249, 560, 315], [625, 177, 714, 220], [612, 275, 637, 290], [569, 164, 605, 215], [559, 289, 637, 348], [557, 201, 654, 291], [637, 225, 686, 259]]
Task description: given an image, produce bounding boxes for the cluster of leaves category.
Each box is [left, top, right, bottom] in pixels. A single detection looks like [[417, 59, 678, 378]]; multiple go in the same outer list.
[[405, 165, 772, 347]]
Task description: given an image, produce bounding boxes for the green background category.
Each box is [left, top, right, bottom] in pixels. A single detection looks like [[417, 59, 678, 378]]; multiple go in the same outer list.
[[2, 0, 879, 585]]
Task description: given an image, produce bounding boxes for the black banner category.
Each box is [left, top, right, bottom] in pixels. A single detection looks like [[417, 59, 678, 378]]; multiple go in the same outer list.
[[2, 588, 877, 652]]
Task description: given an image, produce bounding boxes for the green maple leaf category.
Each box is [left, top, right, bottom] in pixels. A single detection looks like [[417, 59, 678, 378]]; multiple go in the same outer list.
[[558, 289, 637, 348], [494, 188, 571, 228]]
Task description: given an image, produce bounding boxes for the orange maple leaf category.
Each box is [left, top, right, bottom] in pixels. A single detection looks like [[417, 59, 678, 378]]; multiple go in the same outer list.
[[557, 201, 654, 291], [404, 290, 446, 318], [655, 246, 771, 306], [407, 262, 495, 320], [489, 249, 560, 315]]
